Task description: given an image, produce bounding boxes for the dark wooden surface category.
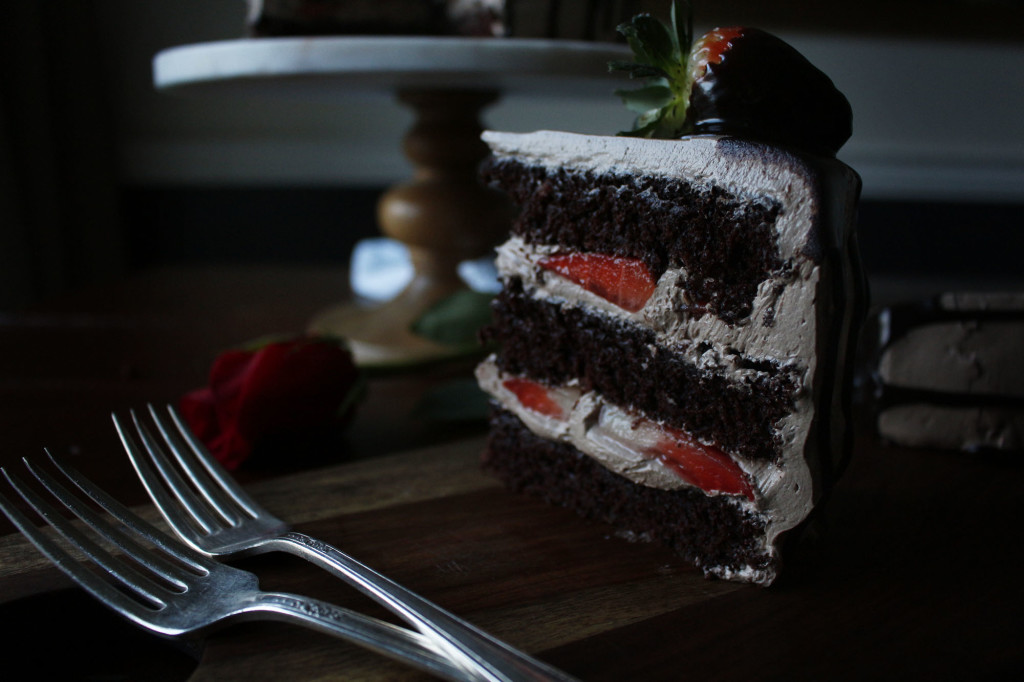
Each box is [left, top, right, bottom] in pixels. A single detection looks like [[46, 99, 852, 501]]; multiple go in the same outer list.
[[1, 266, 1022, 680]]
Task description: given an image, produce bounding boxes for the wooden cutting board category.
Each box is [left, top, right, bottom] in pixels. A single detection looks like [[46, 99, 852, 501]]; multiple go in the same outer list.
[[1, 433, 1021, 680]]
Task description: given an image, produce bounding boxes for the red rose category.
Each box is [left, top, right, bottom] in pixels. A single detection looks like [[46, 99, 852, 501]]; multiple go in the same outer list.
[[179, 335, 364, 470]]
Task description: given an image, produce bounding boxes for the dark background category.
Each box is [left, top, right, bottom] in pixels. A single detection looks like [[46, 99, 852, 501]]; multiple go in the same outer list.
[[2, 0, 1022, 310]]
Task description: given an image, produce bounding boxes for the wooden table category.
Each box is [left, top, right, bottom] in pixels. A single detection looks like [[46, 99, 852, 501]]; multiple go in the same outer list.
[[1, 266, 1021, 680]]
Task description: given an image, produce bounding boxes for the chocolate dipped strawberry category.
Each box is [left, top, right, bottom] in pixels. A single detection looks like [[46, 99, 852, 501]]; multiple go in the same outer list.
[[687, 27, 852, 155], [611, 1, 852, 156]]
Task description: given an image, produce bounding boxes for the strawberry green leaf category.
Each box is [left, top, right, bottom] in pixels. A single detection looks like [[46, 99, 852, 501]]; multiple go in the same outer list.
[[626, 118, 664, 137], [609, 0, 696, 139], [616, 83, 673, 114], [669, 0, 693, 57], [624, 14, 677, 69], [607, 60, 666, 80]]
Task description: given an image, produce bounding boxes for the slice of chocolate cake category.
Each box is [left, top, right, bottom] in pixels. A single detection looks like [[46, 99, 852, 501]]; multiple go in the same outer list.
[[870, 293, 1024, 452], [474, 5, 865, 585], [476, 131, 863, 585]]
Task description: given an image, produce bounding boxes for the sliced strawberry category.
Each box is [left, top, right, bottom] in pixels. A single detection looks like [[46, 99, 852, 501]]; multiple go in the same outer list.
[[502, 377, 564, 419], [650, 426, 754, 501], [539, 253, 656, 313]]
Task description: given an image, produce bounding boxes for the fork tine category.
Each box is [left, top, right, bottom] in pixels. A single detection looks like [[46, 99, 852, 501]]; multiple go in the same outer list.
[[160, 403, 264, 518], [143, 405, 248, 524], [4, 463, 175, 608], [37, 450, 215, 575], [0, 481, 158, 620], [0, 454, 201, 615], [114, 410, 225, 537]]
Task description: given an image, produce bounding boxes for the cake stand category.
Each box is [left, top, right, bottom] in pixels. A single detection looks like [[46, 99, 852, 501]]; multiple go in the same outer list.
[[154, 37, 629, 365]]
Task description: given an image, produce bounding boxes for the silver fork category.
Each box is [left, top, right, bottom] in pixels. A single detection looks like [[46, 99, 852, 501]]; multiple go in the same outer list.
[[114, 405, 576, 682], [0, 452, 475, 681]]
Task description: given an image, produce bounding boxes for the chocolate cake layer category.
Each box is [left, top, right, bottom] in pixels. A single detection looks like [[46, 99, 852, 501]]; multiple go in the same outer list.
[[484, 409, 775, 580], [480, 158, 784, 323], [482, 279, 799, 462]]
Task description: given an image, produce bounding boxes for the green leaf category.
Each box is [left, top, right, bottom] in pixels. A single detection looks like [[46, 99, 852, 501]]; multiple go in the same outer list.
[[616, 83, 673, 114], [618, 118, 663, 138], [411, 378, 491, 424], [669, 0, 694, 59], [629, 14, 676, 69], [411, 290, 494, 347], [609, 0, 696, 140], [609, 61, 668, 80]]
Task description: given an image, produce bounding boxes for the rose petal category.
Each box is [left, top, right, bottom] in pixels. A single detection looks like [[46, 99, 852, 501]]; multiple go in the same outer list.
[[235, 338, 357, 440], [178, 335, 361, 470], [178, 387, 219, 444], [207, 423, 253, 471]]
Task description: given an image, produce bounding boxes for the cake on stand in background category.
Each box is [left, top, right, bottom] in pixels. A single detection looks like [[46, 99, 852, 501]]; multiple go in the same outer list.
[[154, 2, 634, 366], [245, 0, 639, 41], [867, 293, 1024, 453]]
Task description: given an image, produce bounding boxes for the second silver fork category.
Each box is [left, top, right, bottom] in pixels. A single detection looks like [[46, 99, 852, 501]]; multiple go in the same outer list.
[[0, 452, 481, 681], [114, 405, 576, 682]]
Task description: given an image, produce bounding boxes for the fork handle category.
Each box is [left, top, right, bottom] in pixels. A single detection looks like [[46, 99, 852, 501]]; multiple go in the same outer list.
[[243, 590, 476, 681], [267, 531, 578, 682]]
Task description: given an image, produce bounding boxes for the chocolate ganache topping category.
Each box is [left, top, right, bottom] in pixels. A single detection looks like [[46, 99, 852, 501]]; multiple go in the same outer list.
[[611, 2, 852, 156]]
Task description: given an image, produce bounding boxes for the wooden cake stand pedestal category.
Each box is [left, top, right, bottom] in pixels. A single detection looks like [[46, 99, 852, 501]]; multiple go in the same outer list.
[[154, 37, 628, 364], [307, 88, 511, 365]]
